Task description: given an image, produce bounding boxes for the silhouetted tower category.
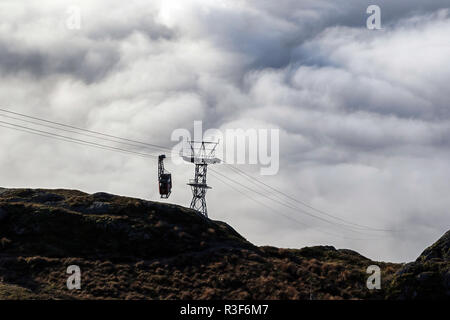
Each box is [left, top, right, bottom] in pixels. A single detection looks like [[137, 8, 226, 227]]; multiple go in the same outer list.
[[182, 140, 220, 217]]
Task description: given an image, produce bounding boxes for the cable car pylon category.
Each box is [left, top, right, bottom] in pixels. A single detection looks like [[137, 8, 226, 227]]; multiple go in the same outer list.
[[182, 140, 220, 217]]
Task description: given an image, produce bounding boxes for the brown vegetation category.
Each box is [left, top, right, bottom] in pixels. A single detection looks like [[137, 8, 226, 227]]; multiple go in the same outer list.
[[0, 188, 447, 300]]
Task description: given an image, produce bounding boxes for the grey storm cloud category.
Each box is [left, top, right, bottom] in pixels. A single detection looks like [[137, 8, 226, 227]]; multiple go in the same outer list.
[[0, 0, 449, 262], [0, 40, 120, 83]]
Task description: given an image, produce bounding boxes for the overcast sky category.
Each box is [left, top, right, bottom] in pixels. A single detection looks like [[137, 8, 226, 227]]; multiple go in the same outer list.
[[0, 0, 449, 262]]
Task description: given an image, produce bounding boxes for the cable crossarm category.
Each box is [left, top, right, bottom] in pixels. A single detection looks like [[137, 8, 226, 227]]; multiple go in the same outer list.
[[223, 163, 394, 232]]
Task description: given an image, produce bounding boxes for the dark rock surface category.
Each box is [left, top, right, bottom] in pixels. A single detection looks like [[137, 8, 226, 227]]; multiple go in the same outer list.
[[0, 188, 447, 300], [387, 230, 450, 299]]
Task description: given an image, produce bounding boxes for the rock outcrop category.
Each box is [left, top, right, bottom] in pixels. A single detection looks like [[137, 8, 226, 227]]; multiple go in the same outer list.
[[386, 230, 449, 300]]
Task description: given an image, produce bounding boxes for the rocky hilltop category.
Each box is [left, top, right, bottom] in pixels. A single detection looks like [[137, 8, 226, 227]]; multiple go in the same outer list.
[[386, 230, 449, 299], [0, 188, 448, 300]]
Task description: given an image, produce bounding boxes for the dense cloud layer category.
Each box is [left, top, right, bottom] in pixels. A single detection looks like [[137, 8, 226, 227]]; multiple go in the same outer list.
[[0, 0, 449, 261]]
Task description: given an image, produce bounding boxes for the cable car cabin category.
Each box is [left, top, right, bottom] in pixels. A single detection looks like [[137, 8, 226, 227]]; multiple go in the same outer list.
[[159, 173, 172, 198], [158, 154, 172, 198]]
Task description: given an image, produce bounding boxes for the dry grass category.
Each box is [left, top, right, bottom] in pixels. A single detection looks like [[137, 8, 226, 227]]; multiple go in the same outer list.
[[1, 188, 446, 300]]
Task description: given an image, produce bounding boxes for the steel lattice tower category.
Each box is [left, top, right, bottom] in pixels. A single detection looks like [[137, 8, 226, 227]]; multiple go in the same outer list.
[[182, 140, 220, 217], [188, 163, 210, 216]]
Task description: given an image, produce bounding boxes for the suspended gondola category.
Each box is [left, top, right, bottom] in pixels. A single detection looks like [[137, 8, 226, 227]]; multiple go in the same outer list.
[[158, 154, 172, 198]]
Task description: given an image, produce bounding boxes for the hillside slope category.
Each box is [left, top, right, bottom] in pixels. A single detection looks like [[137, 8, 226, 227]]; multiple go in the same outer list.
[[386, 230, 450, 299], [0, 188, 447, 300]]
